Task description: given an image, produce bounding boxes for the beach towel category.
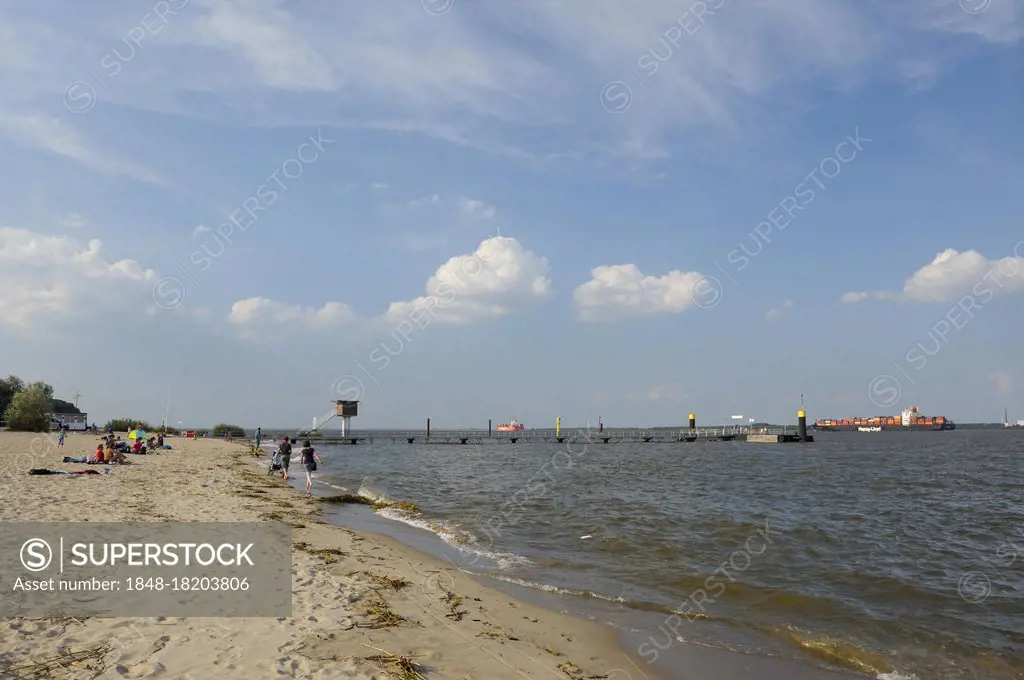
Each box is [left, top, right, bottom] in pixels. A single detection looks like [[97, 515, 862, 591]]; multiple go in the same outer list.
[[62, 456, 90, 463], [29, 468, 103, 475]]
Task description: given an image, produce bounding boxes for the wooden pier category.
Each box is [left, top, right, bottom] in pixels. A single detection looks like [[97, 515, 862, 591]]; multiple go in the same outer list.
[[289, 409, 813, 445], [296, 426, 812, 446]]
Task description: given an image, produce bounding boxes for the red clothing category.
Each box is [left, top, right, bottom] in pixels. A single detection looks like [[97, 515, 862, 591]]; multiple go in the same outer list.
[[132, 440, 142, 453]]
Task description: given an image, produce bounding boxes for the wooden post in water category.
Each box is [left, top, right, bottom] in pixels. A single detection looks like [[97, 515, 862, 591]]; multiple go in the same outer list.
[[798, 409, 807, 442], [689, 413, 696, 434], [556, 416, 561, 437], [488, 419, 492, 437], [426, 418, 431, 438], [599, 417, 603, 433]]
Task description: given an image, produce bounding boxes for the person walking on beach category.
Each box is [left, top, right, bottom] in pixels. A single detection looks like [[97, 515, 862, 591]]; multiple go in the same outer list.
[[299, 440, 322, 492], [255, 427, 262, 449], [278, 436, 292, 481], [57, 427, 65, 448]]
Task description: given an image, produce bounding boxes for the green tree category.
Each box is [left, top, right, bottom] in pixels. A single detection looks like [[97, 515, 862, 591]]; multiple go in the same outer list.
[[52, 398, 82, 415], [104, 418, 153, 432], [0, 375, 25, 420], [3, 382, 54, 432], [212, 423, 245, 437]]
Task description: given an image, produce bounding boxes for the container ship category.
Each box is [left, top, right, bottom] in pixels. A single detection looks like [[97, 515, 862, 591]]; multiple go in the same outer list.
[[815, 406, 955, 431]]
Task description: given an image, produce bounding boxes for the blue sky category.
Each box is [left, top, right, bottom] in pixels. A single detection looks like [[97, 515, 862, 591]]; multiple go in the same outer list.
[[1, 0, 1022, 429]]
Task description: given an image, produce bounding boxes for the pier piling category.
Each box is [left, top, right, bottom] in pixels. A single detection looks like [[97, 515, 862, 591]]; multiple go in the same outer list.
[[689, 413, 696, 433], [798, 409, 808, 442], [488, 419, 492, 437], [426, 418, 431, 438]]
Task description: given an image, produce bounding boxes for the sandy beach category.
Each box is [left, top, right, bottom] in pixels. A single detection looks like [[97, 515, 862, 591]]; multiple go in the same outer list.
[[0, 431, 662, 679]]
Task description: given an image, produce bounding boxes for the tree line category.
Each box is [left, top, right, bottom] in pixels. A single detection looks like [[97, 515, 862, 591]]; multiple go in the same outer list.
[[0, 375, 82, 432], [1, 375, 246, 436]]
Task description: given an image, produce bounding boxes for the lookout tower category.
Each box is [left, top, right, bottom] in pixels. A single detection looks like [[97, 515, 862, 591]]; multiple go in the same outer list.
[[334, 400, 359, 436]]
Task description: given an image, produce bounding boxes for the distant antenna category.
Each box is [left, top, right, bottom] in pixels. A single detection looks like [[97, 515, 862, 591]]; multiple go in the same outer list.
[[801, 394, 805, 407], [73, 391, 81, 408]]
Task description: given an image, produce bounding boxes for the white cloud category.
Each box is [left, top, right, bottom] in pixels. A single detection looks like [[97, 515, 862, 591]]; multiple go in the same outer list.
[[0, 114, 163, 185], [193, 225, 211, 237], [841, 247, 1024, 303], [458, 197, 497, 220], [370, 183, 389, 190], [0, 225, 156, 329], [60, 212, 85, 229], [382, 236, 551, 325], [380, 194, 441, 217], [765, 300, 794, 321], [989, 370, 1013, 395], [3, 1, 1016, 165], [226, 236, 551, 333], [227, 297, 356, 328], [190, 1, 336, 91], [573, 264, 706, 322], [409, 194, 440, 208]]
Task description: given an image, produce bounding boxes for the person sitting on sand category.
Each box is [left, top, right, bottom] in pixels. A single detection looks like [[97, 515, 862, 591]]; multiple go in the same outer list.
[[299, 440, 322, 492], [132, 438, 143, 454], [93, 444, 105, 463]]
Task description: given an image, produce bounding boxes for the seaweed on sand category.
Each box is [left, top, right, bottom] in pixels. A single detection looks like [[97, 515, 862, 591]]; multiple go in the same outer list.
[[361, 644, 427, 680], [348, 570, 410, 591], [293, 541, 345, 564], [0, 643, 110, 679], [318, 494, 422, 514], [355, 593, 414, 629]]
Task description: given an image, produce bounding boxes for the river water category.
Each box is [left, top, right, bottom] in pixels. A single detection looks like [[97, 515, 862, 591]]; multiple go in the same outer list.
[[278, 428, 1022, 680]]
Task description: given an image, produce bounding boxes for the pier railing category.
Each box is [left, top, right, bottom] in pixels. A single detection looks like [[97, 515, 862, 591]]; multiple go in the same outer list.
[[297, 425, 799, 443]]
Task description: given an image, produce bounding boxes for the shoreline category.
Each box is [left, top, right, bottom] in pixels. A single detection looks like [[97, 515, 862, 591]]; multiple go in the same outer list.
[[0, 431, 667, 679]]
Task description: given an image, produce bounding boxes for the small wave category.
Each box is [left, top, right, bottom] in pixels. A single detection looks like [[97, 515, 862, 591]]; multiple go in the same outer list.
[[352, 484, 532, 570], [468, 571, 629, 604], [773, 626, 895, 676], [877, 673, 919, 680]]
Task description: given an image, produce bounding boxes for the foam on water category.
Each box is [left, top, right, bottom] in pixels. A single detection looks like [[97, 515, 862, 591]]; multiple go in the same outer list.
[[352, 482, 532, 570]]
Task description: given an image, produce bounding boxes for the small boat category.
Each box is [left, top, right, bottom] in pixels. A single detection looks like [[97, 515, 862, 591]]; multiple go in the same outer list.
[[496, 418, 525, 431], [858, 426, 882, 432]]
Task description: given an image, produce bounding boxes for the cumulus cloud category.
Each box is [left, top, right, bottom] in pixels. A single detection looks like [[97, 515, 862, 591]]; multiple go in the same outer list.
[[225, 236, 550, 335], [381, 236, 551, 325], [458, 197, 497, 220], [841, 247, 1024, 303], [0, 225, 156, 329], [572, 264, 706, 322], [765, 300, 794, 321], [227, 298, 356, 328]]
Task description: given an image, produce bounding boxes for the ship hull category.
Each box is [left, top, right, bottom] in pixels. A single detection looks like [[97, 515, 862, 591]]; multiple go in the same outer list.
[[816, 423, 955, 432]]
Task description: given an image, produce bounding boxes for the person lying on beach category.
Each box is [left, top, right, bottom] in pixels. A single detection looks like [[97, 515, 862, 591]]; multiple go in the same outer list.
[[299, 440, 322, 492]]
